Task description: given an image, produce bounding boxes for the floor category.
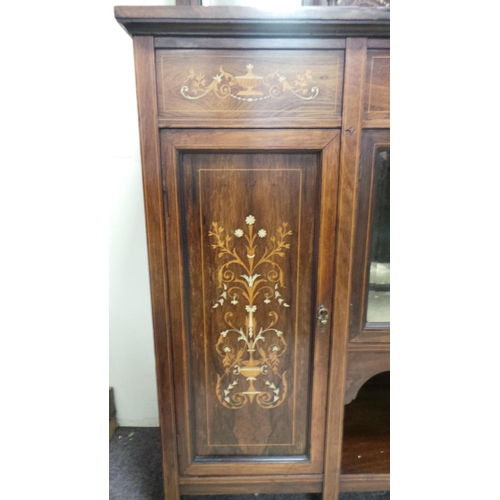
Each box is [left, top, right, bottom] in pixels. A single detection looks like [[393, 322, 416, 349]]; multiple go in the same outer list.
[[110, 427, 389, 500]]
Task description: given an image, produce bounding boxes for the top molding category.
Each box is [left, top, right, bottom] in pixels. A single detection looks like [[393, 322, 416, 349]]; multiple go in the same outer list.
[[114, 6, 390, 38]]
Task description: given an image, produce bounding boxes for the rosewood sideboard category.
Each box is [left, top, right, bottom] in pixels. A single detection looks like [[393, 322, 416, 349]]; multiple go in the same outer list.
[[114, 5, 390, 499]]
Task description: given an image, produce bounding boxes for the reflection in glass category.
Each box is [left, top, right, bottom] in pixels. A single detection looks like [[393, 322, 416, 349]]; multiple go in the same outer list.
[[366, 148, 390, 323], [202, 0, 302, 6]]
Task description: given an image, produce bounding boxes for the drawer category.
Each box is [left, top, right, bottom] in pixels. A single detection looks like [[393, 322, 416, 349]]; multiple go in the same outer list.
[[363, 49, 390, 126], [155, 49, 344, 128]]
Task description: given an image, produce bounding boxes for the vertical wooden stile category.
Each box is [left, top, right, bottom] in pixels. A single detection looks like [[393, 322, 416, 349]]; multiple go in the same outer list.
[[323, 37, 368, 500], [133, 36, 181, 500]]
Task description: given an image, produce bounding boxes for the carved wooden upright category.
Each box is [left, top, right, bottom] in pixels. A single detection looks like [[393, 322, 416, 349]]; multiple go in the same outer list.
[[115, 6, 390, 499]]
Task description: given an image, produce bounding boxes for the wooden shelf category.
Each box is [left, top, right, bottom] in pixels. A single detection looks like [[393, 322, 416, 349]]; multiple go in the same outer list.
[[340, 371, 390, 491]]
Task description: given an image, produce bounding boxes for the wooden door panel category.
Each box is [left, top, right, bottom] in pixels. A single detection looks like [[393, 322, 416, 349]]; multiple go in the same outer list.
[[161, 130, 339, 476], [182, 153, 316, 457]]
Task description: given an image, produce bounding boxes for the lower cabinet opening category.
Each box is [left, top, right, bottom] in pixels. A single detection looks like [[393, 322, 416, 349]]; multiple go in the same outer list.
[[340, 371, 390, 492]]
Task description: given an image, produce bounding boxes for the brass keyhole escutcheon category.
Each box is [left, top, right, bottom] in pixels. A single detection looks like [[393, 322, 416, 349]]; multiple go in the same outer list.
[[317, 305, 329, 325]]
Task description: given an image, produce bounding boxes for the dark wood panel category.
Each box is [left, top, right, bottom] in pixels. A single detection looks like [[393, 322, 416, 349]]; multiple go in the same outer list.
[[161, 129, 339, 477], [364, 49, 390, 125], [179, 474, 323, 495], [156, 49, 344, 128], [339, 473, 390, 492], [158, 116, 342, 130], [154, 37, 346, 50], [350, 129, 390, 343], [182, 153, 317, 457], [367, 38, 390, 49], [362, 117, 389, 129], [342, 372, 390, 475], [344, 347, 390, 404]]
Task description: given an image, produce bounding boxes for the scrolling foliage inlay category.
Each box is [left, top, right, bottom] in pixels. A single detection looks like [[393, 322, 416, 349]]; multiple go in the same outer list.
[[209, 215, 293, 410], [182, 64, 319, 102]]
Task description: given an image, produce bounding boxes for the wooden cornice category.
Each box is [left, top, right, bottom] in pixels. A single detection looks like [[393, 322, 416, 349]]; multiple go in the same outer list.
[[114, 6, 390, 38]]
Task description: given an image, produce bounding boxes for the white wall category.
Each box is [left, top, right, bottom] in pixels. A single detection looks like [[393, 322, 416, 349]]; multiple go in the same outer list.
[[109, 0, 175, 427]]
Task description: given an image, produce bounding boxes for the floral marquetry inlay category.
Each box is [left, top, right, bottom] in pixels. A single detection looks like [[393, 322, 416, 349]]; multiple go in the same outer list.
[[182, 64, 319, 102], [209, 215, 293, 410]]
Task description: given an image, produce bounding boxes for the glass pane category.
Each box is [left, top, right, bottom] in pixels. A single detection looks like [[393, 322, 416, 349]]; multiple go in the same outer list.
[[366, 148, 390, 323], [202, 0, 302, 6]]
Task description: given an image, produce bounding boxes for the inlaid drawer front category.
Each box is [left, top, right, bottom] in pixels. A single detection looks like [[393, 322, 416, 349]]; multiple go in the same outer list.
[[364, 49, 390, 124], [155, 49, 344, 128]]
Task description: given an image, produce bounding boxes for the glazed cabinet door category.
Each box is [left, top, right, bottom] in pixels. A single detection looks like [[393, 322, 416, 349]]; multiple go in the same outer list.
[[350, 129, 390, 343], [161, 129, 340, 478]]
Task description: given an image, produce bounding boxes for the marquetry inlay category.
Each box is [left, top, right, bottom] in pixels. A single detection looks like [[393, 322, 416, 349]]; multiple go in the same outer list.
[[181, 64, 319, 102], [209, 215, 293, 410]]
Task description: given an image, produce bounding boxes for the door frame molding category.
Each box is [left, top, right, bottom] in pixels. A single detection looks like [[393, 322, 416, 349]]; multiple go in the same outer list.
[[160, 128, 340, 477]]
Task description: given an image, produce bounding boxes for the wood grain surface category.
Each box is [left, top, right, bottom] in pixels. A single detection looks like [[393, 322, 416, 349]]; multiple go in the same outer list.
[[132, 36, 180, 500], [344, 346, 390, 404], [323, 37, 368, 500], [363, 49, 390, 126], [183, 153, 316, 457], [115, 6, 390, 38], [340, 473, 390, 492], [156, 49, 344, 128], [342, 372, 390, 475], [179, 474, 323, 495], [154, 37, 347, 50], [161, 129, 339, 477], [117, 6, 390, 498]]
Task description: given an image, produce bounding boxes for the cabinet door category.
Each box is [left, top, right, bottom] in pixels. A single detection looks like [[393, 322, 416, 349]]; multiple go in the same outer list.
[[161, 129, 339, 476], [350, 129, 390, 343]]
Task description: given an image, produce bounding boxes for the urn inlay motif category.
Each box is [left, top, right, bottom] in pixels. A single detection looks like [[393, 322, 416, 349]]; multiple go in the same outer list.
[[181, 63, 319, 102]]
